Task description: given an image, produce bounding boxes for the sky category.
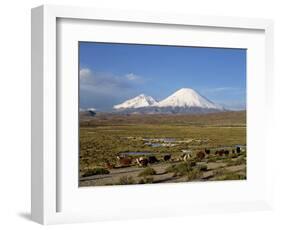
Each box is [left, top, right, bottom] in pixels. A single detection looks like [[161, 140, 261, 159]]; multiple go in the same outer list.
[[79, 42, 246, 111]]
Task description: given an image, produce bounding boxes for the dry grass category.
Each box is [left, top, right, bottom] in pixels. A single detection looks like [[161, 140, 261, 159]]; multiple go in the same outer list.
[[79, 111, 246, 185]]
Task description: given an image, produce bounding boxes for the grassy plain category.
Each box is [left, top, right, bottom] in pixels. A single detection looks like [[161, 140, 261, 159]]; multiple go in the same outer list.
[[79, 111, 246, 186]]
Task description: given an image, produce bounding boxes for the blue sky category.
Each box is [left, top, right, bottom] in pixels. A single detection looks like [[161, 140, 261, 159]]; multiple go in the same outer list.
[[79, 42, 246, 111]]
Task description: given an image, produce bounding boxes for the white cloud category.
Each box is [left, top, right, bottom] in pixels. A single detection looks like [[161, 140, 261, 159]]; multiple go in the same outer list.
[[204, 87, 240, 93], [125, 73, 139, 81], [79, 68, 145, 110], [79, 68, 91, 79], [201, 87, 245, 96], [79, 68, 143, 91]]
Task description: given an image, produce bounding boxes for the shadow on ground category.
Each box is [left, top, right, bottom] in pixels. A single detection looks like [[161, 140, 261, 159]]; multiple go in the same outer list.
[[18, 212, 32, 221]]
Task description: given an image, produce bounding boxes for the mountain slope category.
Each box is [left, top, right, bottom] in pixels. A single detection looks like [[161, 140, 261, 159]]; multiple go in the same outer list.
[[113, 88, 224, 114], [113, 94, 158, 109], [157, 88, 223, 110]]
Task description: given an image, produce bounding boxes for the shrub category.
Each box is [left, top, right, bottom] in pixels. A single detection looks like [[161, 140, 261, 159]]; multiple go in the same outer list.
[[226, 157, 246, 166], [206, 156, 221, 163], [221, 173, 246, 180], [197, 164, 208, 171], [213, 168, 246, 181], [82, 167, 110, 177], [206, 158, 215, 163], [118, 176, 135, 185], [138, 167, 156, 177], [212, 168, 227, 177], [165, 161, 196, 176], [139, 177, 154, 184], [186, 168, 203, 181]]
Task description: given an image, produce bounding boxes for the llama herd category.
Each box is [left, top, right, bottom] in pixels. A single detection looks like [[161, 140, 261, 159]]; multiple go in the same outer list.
[[116, 154, 171, 167], [113, 146, 243, 168]]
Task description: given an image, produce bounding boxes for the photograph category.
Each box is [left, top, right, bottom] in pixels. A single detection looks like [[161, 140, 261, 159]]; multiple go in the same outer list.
[[79, 42, 247, 187]]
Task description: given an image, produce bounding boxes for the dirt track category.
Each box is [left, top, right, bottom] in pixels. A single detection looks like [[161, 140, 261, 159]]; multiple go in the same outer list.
[[79, 160, 246, 187]]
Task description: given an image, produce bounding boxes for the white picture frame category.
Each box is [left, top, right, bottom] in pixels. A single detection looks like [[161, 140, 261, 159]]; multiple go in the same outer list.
[[31, 5, 274, 225]]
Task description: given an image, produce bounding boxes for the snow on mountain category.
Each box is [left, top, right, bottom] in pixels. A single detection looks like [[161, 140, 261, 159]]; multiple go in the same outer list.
[[113, 94, 158, 109], [113, 88, 224, 113], [157, 88, 223, 110]]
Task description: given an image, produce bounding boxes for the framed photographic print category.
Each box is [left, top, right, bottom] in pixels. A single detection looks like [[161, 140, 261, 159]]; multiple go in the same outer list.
[[31, 5, 274, 225]]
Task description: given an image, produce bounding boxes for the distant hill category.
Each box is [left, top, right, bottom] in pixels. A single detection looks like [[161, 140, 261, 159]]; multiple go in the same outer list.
[[79, 108, 96, 118], [80, 110, 246, 127]]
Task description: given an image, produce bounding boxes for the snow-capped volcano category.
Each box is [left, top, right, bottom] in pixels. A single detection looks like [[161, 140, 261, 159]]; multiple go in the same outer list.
[[157, 88, 223, 110], [113, 94, 158, 109], [113, 88, 224, 113]]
